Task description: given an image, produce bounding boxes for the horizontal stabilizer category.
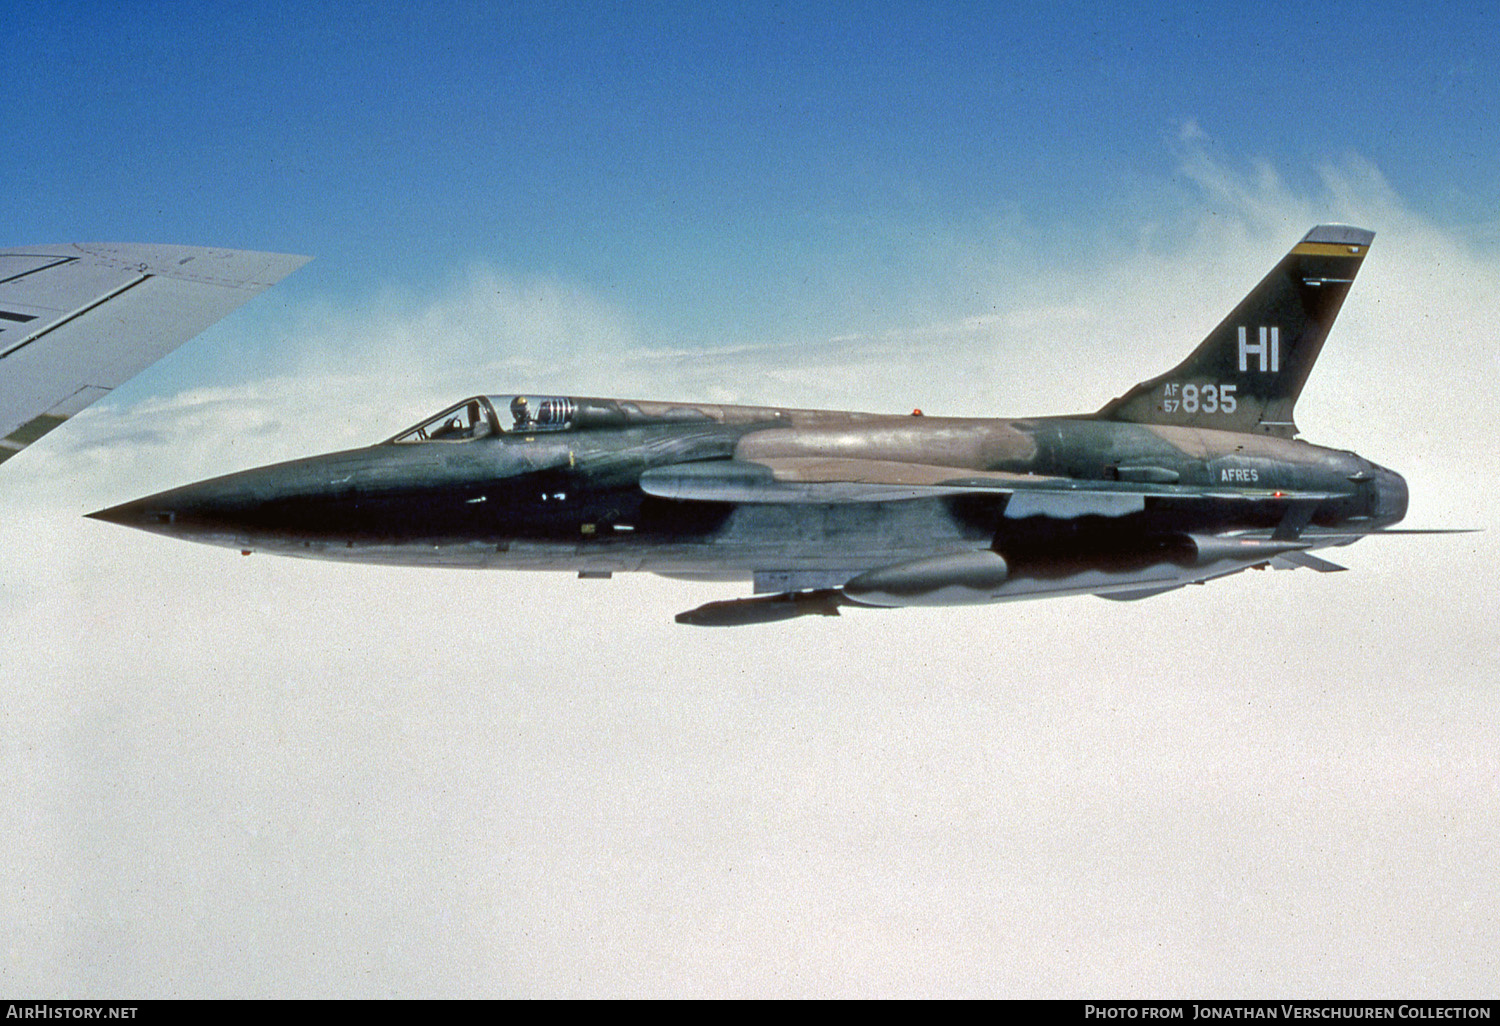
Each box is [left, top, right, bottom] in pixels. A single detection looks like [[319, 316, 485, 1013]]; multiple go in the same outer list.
[[1270, 550, 1347, 573], [1360, 528, 1480, 535]]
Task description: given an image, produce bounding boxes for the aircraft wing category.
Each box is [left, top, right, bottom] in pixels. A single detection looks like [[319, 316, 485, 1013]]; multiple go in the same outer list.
[[639, 456, 1340, 518], [0, 243, 309, 466]]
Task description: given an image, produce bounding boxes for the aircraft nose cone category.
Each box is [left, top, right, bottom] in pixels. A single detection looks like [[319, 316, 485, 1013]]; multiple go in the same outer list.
[[1373, 465, 1408, 525], [87, 496, 182, 532], [87, 476, 247, 542]]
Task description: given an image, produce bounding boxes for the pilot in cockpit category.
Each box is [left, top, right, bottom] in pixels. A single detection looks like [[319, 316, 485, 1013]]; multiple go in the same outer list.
[[510, 395, 531, 430]]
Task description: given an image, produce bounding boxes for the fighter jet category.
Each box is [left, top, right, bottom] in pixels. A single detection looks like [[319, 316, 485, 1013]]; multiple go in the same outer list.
[[1, 243, 309, 468], [91, 225, 1418, 626]]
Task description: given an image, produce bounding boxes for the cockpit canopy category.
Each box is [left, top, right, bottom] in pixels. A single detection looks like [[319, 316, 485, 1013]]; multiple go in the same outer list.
[[387, 393, 736, 445], [388, 395, 577, 444]]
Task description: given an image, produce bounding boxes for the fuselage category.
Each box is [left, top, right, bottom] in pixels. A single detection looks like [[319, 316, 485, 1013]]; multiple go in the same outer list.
[[90, 396, 1409, 585], [85, 225, 1416, 623]]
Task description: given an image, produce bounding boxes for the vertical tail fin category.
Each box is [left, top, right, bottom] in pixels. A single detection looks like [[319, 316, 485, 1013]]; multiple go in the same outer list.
[[1095, 225, 1373, 437]]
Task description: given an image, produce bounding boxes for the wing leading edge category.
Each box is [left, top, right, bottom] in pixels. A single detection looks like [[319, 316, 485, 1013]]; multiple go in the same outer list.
[[638, 456, 1339, 519], [0, 243, 309, 466]]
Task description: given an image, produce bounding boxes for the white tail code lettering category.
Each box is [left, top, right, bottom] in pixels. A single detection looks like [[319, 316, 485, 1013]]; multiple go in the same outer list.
[[1237, 326, 1280, 373]]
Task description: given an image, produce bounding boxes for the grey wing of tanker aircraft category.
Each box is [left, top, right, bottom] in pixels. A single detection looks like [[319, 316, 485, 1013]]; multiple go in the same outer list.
[[0, 243, 309, 468], [92, 225, 1439, 626]]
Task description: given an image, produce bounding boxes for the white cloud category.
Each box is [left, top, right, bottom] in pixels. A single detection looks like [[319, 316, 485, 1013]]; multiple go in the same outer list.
[[3, 149, 1498, 997]]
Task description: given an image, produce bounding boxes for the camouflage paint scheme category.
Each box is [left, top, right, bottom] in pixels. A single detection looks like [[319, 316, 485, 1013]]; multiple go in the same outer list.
[[92, 226, 1411, 625]]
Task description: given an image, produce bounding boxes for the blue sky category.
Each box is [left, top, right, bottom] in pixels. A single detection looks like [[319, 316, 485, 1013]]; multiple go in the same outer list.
[[4, 1, 1499, 998], [9, 1, 1498, 344]]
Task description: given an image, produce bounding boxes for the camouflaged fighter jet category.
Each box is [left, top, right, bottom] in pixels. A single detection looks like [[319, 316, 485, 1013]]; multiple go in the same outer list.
[[91, 225, 1416, 626]]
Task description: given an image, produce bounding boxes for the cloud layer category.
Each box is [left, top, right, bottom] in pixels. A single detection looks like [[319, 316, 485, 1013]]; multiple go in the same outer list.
[[2, 149, 1496, 997]]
